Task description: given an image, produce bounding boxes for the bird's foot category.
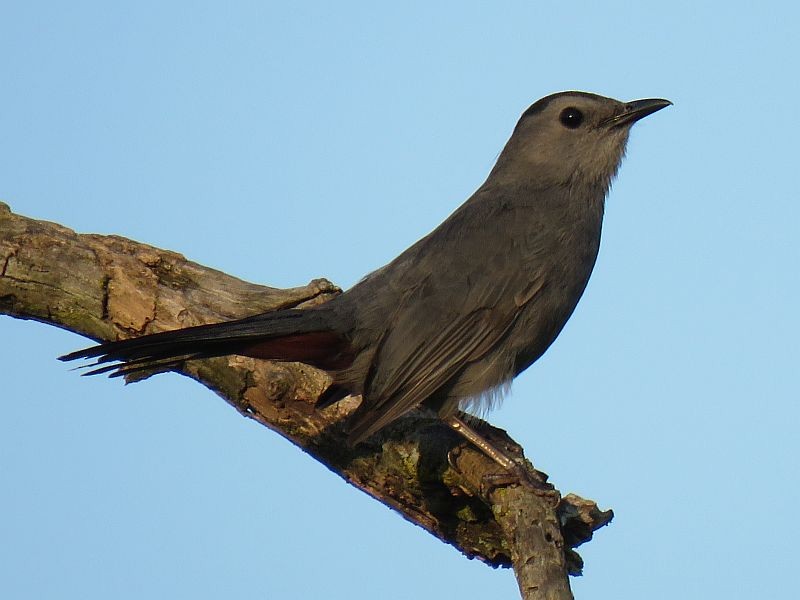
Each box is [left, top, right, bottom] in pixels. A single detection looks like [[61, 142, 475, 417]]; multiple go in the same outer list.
[[446, 444, 560, 503], [480, 464, 560, 502]]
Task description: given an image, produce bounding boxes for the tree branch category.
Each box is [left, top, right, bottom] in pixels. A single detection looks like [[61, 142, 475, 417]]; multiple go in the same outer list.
[[0, 202, 612, 599]]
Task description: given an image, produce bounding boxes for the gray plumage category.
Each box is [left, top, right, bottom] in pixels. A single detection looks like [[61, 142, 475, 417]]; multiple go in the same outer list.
[[61, 91, 670, 446]]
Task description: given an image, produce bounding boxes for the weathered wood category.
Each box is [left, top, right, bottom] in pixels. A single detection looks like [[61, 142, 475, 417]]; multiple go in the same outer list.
[[0, 201, 612, 599]]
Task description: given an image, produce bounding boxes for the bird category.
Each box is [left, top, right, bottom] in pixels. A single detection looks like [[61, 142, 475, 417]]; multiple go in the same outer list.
[[61, 91, 670, 468]]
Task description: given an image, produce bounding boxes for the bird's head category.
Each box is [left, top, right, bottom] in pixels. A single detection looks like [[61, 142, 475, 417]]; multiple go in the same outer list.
[[490, 91, 671, 193]]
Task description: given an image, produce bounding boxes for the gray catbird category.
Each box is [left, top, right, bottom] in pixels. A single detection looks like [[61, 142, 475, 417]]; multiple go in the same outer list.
[[61, 91, 670, 466]]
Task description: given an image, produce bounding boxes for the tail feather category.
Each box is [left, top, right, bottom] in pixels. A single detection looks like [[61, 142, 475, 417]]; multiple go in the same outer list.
[[60, 307, 353, 376], [85, 353, 201, 377]]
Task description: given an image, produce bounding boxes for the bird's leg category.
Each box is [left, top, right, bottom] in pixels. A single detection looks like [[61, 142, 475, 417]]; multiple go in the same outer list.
[[445, 414, 557, 498], [445, 414, 520, 471]]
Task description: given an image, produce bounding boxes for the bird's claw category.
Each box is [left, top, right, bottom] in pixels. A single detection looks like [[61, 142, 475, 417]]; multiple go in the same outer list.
[[480, 464, 560, 503], [447, 445, 560, 503]]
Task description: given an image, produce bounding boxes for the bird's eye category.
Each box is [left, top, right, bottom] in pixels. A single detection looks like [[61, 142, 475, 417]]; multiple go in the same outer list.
[[559, 107, 584, 129]]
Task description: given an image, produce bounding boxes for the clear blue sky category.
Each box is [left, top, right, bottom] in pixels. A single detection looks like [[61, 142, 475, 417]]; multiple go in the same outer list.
[[2, 2, 797, 599]]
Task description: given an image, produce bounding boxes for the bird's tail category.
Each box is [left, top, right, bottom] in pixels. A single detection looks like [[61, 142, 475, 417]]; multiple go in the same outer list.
[[59, 307, 353, 377]]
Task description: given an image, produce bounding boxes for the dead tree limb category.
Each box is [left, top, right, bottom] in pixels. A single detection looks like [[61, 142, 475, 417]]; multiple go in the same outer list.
[[0, 202, 612, 600]]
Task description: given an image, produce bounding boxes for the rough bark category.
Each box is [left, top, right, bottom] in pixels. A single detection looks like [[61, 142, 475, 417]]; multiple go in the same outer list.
[[0, 202, 612, 600]]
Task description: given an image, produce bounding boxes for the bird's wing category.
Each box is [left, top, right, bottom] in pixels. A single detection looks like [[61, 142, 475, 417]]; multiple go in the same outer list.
[[346, 199, 548, 444], [346, 308, 517, 444]]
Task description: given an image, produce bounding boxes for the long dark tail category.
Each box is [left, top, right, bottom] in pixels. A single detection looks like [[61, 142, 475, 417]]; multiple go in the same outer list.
[[59, 307, 353, 377]]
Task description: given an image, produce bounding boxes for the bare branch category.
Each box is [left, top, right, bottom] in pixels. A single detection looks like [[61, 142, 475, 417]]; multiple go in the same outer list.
[[1, 202, 612, 599]]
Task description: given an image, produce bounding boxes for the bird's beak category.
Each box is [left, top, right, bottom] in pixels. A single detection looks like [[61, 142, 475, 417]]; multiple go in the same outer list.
[[603, 98, 672, 128]]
